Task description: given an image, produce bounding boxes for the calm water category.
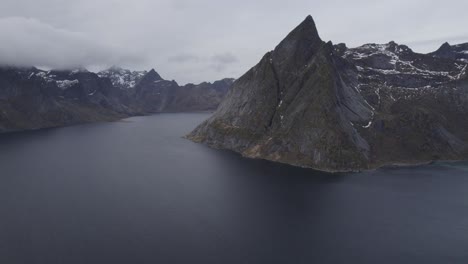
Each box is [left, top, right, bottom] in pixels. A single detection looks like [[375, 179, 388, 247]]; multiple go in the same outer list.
[[0, 113, 467, 264]]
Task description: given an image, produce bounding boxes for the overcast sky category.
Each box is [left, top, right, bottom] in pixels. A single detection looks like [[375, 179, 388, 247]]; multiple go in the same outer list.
[[1, 0, 468, 84]]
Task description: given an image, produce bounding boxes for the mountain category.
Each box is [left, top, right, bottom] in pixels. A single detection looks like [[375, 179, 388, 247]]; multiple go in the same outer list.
[[430, 42, 468, 62], [170, 78, 235, 112], [97, 67, 234, 113], [134, 75, 235, 113], [0, 66, 233, 133], [0, 67, 130, 132], [187, 15, 468, 172]]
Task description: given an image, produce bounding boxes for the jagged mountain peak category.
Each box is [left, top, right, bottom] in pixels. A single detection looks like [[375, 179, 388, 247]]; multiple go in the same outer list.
[[431, 42, 452, 56], [271, 15, 324, 69], [188, 15, 468, 172], [297, 15, 319, 35], [146, 69, 163, 80], [440, 42, 451, 49], [274, 15, 322, 48], [135, 69, 166, 95], [430, 41, 468, 62]]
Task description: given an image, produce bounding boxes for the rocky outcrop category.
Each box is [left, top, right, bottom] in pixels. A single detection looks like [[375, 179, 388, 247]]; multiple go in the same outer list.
[[188, 15, 468, 172]]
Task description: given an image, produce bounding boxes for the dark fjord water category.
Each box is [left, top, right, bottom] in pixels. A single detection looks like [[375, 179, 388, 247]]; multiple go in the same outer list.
[[1, 113, 467, 264]]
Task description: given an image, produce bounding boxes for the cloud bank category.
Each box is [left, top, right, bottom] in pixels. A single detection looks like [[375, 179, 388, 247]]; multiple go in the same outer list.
[[0, 17, 144, 69]]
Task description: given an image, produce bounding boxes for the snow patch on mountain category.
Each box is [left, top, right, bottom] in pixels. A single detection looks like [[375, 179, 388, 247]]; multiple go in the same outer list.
[[56, 79, 79, 89], [98, 67, 147, 89]]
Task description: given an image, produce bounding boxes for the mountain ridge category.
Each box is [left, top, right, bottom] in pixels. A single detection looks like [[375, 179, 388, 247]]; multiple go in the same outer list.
[[0, 65, 234, 133]]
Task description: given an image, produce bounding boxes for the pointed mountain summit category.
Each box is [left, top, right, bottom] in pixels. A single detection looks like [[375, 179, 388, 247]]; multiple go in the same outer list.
[[187, 15, 468, 172], [145, 69, 163, 81], [431, 42, 453, 58], [430, 41, 468, 61], [272, 15, 323, 70], [134, 69, 164, 93], [439, 42, 452, 51]]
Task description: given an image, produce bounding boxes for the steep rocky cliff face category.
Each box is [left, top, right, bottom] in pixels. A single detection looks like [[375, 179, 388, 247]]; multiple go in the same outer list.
[[0, 66, 233, 133], [188, 15, 468, 172]]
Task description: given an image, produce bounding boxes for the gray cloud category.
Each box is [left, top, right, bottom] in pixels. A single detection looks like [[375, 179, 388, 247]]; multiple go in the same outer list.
[[0, 16, 144, 69], [0, 0, 467, 84]]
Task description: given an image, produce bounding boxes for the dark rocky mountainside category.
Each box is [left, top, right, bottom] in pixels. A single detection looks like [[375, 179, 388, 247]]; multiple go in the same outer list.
[[0, 66, 233, 133], [430, 42, 468, 62], [134, 73, 234, 113], [188, 15, 468, 172]]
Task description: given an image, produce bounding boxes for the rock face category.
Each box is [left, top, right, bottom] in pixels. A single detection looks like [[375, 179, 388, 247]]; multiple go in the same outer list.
[[0, 66, 233, 133], [188, 15, 468, 172]]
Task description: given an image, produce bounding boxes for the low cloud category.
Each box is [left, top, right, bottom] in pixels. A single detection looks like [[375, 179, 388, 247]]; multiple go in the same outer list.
[[0, 16, 144, 69]]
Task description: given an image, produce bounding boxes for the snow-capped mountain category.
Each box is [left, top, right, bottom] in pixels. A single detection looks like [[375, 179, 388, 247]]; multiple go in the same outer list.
[[97, 66, 149, 89], [341, 41, 467, 106]]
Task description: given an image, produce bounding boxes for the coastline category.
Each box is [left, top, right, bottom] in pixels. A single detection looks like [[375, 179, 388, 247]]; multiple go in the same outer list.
[[186, 136, 463, 174]]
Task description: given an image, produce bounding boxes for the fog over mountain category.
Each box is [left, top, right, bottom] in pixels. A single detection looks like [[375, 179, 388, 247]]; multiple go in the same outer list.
[[1, 0, 468, 84]]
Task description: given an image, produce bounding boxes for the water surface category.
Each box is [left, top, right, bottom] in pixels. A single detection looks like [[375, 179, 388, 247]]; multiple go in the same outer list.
[[1, 113, 467, 264]]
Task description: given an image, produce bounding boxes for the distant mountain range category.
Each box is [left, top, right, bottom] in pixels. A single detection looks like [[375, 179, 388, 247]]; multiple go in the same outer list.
[[0, 66, 234, 133], [188, 15, 468, 172]]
